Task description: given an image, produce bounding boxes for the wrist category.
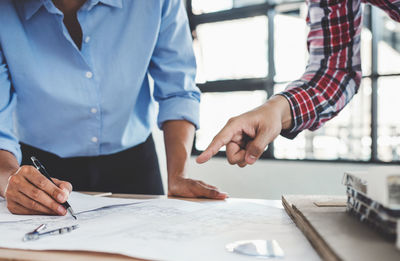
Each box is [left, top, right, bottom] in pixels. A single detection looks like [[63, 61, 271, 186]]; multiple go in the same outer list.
[[168, 176, 186, 195], [0, 168, 18, 198], [0, 150, 20, 197], [168, 173, 185, 186], [266, 95, 293, 130]]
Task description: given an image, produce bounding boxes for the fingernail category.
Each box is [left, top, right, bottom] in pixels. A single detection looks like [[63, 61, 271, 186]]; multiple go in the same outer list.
[[247, 155, 257, 164], [57, 205, 66, 215], [57, 193, 65, 202], [62, 188, 70, 196], [219, 192, 229, 198]]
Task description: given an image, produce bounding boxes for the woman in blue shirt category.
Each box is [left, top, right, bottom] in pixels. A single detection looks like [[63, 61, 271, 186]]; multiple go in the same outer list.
[[0, 0, 227, 216]]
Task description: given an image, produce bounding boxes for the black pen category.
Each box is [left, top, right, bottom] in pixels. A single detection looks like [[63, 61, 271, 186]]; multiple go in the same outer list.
[[30, 156, 77, 220]]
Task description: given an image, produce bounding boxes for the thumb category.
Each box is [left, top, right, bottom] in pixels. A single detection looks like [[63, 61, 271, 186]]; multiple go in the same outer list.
[[245, 129, 273, 165]]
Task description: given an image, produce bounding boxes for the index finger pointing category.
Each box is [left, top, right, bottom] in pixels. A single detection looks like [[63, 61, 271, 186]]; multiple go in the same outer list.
[[196, 125, 236, 164]]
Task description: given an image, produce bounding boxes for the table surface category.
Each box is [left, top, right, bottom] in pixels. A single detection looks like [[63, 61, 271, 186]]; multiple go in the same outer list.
[[282, 195, 400, 261], [0, 193, 296, 261]]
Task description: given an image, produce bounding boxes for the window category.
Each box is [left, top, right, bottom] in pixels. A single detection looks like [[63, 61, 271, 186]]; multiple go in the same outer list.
[[194, 16, 268, 83], [187, 0, 400, 163]]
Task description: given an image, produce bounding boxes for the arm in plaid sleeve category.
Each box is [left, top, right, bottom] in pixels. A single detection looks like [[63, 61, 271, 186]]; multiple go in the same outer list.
[[362, 0, 400, 22], [278, 0, 363, 139], [196, 0, 400, 166]]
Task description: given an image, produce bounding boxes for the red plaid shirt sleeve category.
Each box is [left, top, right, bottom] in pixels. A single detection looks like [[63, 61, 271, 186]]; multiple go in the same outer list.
[[278, 0, 400, 139]]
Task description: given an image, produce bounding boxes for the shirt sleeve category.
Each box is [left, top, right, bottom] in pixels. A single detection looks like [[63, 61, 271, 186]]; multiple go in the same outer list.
[[149, 0, 201, 130], [0, 46, 21, 163], [361, 0, 400, 22], [277, 0, 363, 139]]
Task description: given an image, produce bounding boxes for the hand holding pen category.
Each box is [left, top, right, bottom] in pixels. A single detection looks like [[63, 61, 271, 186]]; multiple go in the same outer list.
[[3, 157, 74, 217], [31, 157, 76, 219]]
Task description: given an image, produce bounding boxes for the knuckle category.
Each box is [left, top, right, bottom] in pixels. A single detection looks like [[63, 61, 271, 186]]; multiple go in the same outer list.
[[227, 157, 236, 165], [29, 200, 39, 210], [8, 175, 19, 186], [18, 166, 28, 174], [231, 116, 239, 122], [6, 175, 19, 187], [27, 165, 37, 172], [227, 117, 237, 125], [52, 189, 60, 200], [37, 177, 48, 190], [209, 190, 218, 197], [189, 179, 198, 186], [63, 181, 73, 192], [31, 188, 41, 200], [21, 165, 35, 175]]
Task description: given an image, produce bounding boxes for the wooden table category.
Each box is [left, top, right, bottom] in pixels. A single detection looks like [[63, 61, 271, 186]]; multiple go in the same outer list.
[[283, 195, 400, 261]]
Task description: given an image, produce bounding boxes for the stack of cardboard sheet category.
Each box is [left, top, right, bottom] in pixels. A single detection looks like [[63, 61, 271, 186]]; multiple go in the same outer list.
[[342, 167, 400, 249]]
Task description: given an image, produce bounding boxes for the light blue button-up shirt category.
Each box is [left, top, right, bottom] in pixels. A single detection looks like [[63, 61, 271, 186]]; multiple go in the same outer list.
[[0, 0, 200, 163]]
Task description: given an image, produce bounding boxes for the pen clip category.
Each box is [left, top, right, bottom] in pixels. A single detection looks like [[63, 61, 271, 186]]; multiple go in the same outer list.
[[33, 223, 47, 233], [30, 156, 42, 170], [23, 224, 47, 242]]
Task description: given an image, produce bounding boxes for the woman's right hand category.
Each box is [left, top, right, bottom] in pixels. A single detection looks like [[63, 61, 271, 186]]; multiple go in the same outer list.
[[3, 165, 72, 215]]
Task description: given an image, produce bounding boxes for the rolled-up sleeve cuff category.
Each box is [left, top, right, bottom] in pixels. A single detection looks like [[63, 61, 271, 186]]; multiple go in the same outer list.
[[0, 140, 21, 164], [276, 91, 310, 140], [157, 96, 200, 130]]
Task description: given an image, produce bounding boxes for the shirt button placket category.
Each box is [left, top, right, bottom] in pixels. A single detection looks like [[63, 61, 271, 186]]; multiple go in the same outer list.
[[85, 70, 98, 150]]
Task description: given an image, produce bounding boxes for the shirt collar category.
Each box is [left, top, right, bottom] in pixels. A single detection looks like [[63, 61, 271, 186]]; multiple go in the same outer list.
[[95, 0, 123, 8], [84, 0, 123, 11], [21, 0, 44, 20], [21, 0, 123, 20]]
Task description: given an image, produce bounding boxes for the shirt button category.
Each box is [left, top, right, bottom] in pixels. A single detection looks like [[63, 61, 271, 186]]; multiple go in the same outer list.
[[91, 108, 97, 114], [86, 71, 93, 79], [91, 137, 98, 143], [84, 36, 91, 43]]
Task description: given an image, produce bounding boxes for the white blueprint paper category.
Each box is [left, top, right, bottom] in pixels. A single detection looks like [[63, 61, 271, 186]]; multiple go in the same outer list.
[[0, 198, 319, 261], [0, 192, 142, 222]]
